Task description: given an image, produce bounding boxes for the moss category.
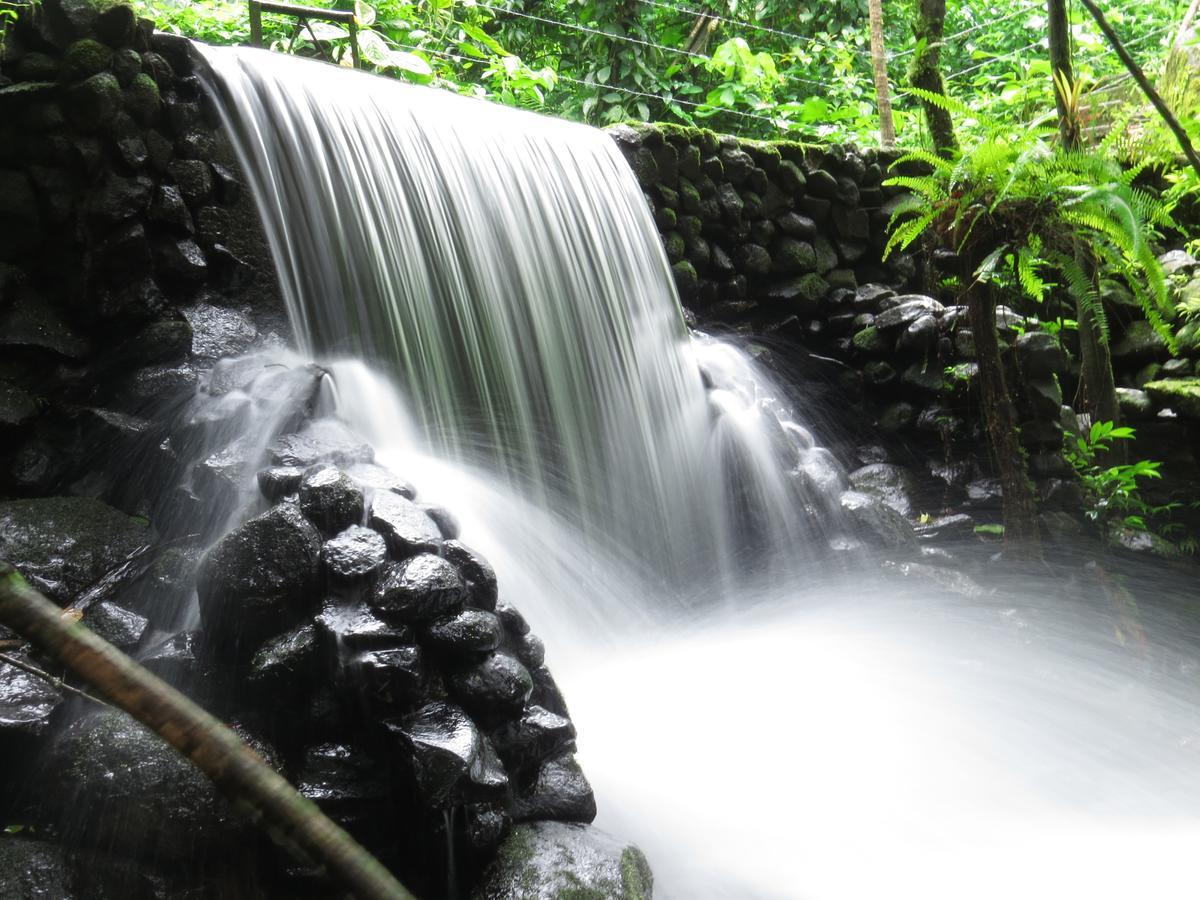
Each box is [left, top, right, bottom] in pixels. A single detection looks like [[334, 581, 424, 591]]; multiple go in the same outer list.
[[63, 38, 112, 80], [1143, 377, 1200, 419], [122, 71, 160, 124], [777, 159, 807, 193], [676, 214, 702, 241], [662, 231, 685, 261], [676, 176, 702, 214], [852, 325, 889, 354]]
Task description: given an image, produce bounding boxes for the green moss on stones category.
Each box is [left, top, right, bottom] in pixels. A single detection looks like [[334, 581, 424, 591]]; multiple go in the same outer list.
[[122, 71, 160, 124], [1143, 377, 1200, 419], [63, 38, 113, 80], [852, 325, 889, 354]]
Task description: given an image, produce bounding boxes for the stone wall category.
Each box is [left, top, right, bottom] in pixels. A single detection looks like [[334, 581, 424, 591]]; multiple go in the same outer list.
[[610, 123, 1200, 550]]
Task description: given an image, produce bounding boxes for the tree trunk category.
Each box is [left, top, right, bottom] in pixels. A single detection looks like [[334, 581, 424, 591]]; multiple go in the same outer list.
[[0, 564, 415, 900], [909, 0, 957, 155], [869, 0, 896, 148], [1047, 0, 1081, 147], [965, 268, 1042, 555]]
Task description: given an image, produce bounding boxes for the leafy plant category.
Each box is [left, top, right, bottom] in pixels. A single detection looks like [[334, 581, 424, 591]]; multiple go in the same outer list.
[[1064, 420, 1174, 534]]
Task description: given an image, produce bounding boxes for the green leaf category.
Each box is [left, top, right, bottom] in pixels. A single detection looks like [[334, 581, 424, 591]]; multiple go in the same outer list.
[[353, 0, 375, 27]]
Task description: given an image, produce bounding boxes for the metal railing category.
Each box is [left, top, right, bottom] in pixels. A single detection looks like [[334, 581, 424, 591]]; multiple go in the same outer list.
[[248, 0, 362, 69]]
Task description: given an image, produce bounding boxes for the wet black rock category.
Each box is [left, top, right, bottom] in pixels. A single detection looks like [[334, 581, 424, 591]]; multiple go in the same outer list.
[[1014, 331, 1068, 378], [368, 491, 442, 557], [351, 644, 425, 711], [51, 708, 265, 861], [372, 553, 466, 624], [513, 751, 597, 823], [422, 609, 503, 655], [0, 653, 63, 758], [138, 630, 199, 684], [0, 291, 90, 359], [848, 463, 918, 517], [196, 504, 322, 659], [874, 296, 944, 330], [64, 71, 121, 131], [839, 490, 917, 549], [448, 651, 533, 722], [299, 465, 364, 537], [323, 525, 388, 583], [420, 503, 460, 540], [257, 464, 303, 500], [295, 742, 391, 832], [0, 839, 71, 899], [390, 701, 508, 807], [345, 462, 417, 499], [473, 821, 652, 900], [82, 600, 148, 651], [167, 157, 212, 204], [0, 381, 40, 430], [182, 302, 259, 361], [0, 497, 154, 604], [495, 599, 530, 637], [493, 705, 576, 768], [316, 599, 411, 652], [443, 540, 499, 612], [155, 236, 208, 282], [268, 420, 374, 469], [249, 621, 318, 694]]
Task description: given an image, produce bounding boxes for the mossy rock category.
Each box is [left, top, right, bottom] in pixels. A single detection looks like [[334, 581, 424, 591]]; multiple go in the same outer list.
[[122, 71, 161, 124], [1143, 377, 1200, 419], [63, 38, 113, 80], [472, 822, 653, 900], [851, 325, 889, 355]]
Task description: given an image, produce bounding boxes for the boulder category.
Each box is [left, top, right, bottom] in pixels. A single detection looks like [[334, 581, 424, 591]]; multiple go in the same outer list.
[[315, 599, 412, 653], [1014, 331, 1068, 377], [848, 463, 918, 517], [372, 553, 466, 623], [81, 600, 148, 651], [196, 504, 322, 659], [1111, 320, 1168, 363], [323, 525, 388, 583], [368, 491, 442, 557], [873, 296, 944, 330], [295, 742, 391, 832], [442, 540, 499, 612], [389, 701, 508, 807], [63, 71, 121, 131], [422, 609, 503, 655], [447, 651, 533, 723], [1116, 387, 1153, 420], [0, 292, 90, 359], [839, 490, 917, 549], [257, 465, 304, 500], [512, 751, 597, 823], [0, 653, 64, 760], [298, 465, 364, 536], [0, 497, 153, 604], [345, 462, 417, 499], [473, 821, 652, 900], [50, 708, 259, 861], [249, 621, 319, 694], [268, 420, 373, 469], [181, 302, 258, 360], [1143, 378, 1200, 419], [0, 839, 71, 899]]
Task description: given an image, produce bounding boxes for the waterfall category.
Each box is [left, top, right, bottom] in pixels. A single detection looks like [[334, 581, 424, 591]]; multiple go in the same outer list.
[[200, 46, 838, 605], [197, 47, 1200, 900]]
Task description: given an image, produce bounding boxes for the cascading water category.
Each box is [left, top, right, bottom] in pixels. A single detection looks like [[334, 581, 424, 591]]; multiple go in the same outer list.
[[201, 47, 837, 602], [199, 46, 1200, 899]]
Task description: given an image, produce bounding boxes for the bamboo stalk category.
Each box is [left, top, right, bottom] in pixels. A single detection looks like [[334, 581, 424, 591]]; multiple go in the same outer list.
[[0, 563, 414, 900]]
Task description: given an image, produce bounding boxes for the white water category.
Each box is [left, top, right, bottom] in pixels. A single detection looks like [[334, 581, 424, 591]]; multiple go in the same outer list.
[[201, 47, 1200, 899]]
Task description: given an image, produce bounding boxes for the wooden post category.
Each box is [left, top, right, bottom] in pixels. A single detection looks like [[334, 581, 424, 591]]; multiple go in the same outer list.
[[0, 564, 415, 900], [868, 0, 896, 148], [1047, 0, 1079, 147], [249, 0, 263, 47], [349, 15, 361, 69]]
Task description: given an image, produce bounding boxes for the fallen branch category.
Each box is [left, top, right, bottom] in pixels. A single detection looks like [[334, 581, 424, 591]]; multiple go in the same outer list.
[[0, 563, 414, 900], [0, 650, 110, 707], [1078, 0, 1200, 180]]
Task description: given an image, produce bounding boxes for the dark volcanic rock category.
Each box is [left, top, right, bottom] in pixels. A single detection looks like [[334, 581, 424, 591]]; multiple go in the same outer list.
[[316, 600, 411, 652], [473, 821, 652, 900], [448, 651, 533, 722], [51, 708, 256, 861], [422, 609, 503, 655], [323, 525, 388, 583], [848, 463, 919, 517], [257, 465, 303, 500], [196, 504, 322, 659], [0, 653, 63, 755], [345, 462, 417, 499], [249, 621, 318, 694], [389, 701, 508, 807], [82, 600, 148, 651], [442, 540, 499, 612], [0, 497, 153, 604], [368, 491, 442, 557], [268, 420, 374, 469], [372, 553, 466, 623], [299, 465, 364, 536], [0, 839, 71, 899], [839, 490, 917, 549], [513, 752, 597, 823], [351, 644, 425, 710]]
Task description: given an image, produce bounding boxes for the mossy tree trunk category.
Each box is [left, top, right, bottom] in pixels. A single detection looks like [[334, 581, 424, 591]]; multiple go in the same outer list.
[[909, 0, 957, 155], [963, 253, 1042, 555], [869, 0, 896, 148], [1047, 0, 1122, 448]]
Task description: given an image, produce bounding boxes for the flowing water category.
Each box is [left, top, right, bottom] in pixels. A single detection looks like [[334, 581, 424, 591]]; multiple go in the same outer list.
[[200, 47, 1200, 899]]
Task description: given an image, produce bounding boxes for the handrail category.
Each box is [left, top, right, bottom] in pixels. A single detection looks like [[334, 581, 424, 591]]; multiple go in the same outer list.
[[248, 0, 362, 69]]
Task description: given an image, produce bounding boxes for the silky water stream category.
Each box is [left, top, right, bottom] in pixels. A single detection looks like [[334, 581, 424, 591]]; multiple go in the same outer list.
[[201, 47, 1200, 899]]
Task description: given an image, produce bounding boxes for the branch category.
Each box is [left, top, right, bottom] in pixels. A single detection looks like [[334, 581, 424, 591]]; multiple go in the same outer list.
[[0, 563, 414, 900], [1078, 0, 1200, 180], [0, 650, 111, 706]]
